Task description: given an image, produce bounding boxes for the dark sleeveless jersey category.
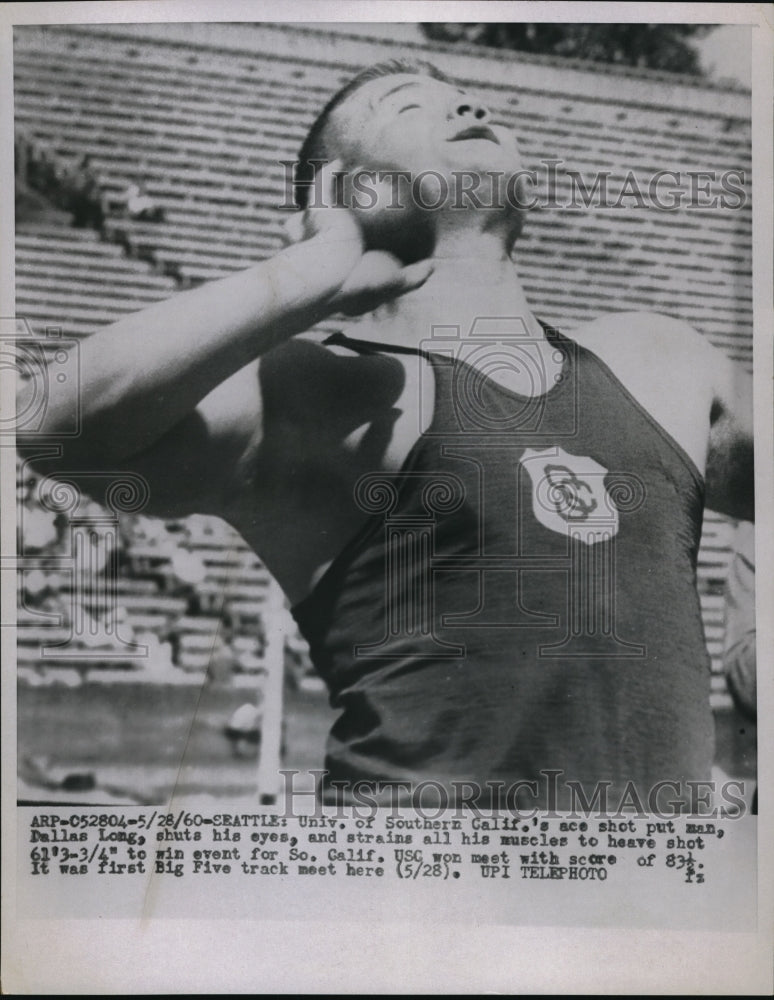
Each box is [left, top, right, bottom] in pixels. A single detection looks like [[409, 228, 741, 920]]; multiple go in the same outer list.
[[291, 323, 714, 809]]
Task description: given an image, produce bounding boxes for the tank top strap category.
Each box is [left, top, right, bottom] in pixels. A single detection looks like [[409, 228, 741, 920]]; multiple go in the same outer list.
[[323, 330, 434, 361], [325, 318, 563, 363]]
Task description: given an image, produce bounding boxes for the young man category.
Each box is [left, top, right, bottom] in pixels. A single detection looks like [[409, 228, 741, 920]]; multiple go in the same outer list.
[[19, 61, 754, 810]]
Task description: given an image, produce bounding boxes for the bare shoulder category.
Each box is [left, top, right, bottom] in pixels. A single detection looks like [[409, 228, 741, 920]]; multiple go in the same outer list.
[[569, 310, 722, 384], [570, 310, 710, 353]]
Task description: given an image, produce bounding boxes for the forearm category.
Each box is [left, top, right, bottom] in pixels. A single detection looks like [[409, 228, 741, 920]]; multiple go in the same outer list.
[[18, 236, 351, 465]]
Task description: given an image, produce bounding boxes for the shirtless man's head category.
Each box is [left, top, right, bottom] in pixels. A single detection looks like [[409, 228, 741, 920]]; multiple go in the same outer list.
[[294, 60, 529, 260]]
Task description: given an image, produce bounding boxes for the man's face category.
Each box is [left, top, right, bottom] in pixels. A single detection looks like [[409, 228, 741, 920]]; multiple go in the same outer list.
[[327, 73, 523, 182]]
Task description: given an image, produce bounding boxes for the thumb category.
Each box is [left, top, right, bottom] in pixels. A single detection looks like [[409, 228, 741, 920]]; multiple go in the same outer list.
[[396, 259, 434, 294]]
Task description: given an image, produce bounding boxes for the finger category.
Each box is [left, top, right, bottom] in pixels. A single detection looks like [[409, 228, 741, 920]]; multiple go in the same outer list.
[[338, 250, 392, 288], [376, 259, 435, 300], [396, 259, 434, 293], [340, 252, 431, 298], [337, 256, 434, 316]]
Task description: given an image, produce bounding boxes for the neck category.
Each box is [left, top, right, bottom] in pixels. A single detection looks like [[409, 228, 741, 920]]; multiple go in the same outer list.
[[360, 230, 543, 346]]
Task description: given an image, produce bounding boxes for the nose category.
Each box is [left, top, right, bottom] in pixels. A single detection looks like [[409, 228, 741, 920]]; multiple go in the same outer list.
[[452, 97, 490, 122]]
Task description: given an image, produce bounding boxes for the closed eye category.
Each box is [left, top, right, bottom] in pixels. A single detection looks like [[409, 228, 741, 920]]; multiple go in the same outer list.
[[398, 103, 421, 114]]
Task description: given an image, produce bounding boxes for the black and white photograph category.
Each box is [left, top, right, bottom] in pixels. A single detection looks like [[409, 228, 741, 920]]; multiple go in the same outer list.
[[2, 2, 772, 994]]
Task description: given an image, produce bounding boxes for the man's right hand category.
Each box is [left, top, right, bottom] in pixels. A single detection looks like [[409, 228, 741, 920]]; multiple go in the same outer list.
[[281, 160, 433, 317], [19, 158, 434, 513]]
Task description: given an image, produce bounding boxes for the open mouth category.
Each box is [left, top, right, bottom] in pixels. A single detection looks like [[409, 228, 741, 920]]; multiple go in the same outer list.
[[447, 125, 500, 145]]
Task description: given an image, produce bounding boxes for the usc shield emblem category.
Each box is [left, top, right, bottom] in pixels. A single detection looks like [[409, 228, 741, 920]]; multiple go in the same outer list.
[[520, 446, 620, 545]]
